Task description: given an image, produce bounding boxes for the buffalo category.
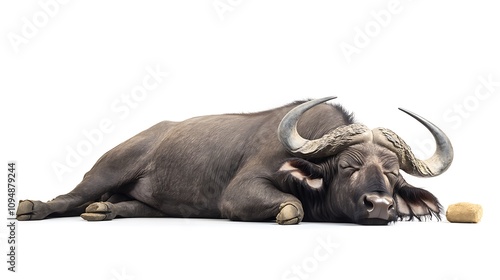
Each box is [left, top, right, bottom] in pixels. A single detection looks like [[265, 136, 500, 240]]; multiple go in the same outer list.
[[17, 96, 453, 225]]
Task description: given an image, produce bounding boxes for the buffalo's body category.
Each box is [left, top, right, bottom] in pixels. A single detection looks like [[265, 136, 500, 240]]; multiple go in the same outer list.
[[17, 97, 453, 225]]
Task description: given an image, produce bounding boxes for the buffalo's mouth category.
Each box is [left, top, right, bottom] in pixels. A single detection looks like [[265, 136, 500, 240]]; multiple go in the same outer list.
[[356, 217, 396, 226]]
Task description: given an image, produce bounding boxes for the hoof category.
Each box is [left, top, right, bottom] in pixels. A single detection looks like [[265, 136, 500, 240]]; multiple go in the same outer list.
[[81, 202, 116, 221], [276, 201, 304, 225], [16, 200, 49, 221]]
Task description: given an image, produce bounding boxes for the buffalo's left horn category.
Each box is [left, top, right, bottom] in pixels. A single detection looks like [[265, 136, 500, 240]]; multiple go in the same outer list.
[[372, 108, 454, 177], [278, 97, 373, 158]]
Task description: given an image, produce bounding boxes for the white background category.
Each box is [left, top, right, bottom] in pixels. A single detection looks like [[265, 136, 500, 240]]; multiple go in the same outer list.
[[1, 1, 499, 280]]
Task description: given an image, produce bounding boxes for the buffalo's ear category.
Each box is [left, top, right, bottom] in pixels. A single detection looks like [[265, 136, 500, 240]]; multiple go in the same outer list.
[[279, 159, 324, 189], [393, 175, 442, 221]]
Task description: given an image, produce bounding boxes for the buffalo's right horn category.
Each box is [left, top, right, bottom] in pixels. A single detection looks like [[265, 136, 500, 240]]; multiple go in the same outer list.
[[372, 108, 454, 177], [278, 97, 373, 158]]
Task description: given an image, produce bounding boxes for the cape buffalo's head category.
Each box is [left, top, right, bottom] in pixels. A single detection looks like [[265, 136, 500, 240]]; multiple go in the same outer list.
[[277, 97, 454, 225]]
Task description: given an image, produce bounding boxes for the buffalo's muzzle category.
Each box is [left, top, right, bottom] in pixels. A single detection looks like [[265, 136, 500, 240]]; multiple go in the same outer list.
[[359, 193, 395, 225]]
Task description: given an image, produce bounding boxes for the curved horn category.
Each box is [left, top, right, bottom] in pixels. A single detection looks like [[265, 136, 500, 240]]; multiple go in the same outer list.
[[278, 97, 373, 158], [372, 108, 454, 177]]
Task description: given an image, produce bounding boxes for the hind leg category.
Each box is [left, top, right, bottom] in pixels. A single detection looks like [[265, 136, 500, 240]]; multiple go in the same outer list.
[[46, 202, 94, 218], [81, 194, 166, 221], [17, 173, 129, 221], [81, 178, 167, 221], [42, 193, 127, 219], [16, 121, 174, 221]]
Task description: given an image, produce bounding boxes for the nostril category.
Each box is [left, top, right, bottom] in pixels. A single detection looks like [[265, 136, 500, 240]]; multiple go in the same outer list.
[[386, 197, 395, 211], [363, 196, 374, 211], [388, 203, 394, 211]]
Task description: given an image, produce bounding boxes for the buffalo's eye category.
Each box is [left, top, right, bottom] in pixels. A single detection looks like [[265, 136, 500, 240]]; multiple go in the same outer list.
[[384, 170, 399, 180], [339, 161, 359, 175]]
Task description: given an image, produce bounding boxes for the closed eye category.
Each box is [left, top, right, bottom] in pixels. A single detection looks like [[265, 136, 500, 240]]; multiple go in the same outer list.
[[341, 165, 358, 171], [340, 161, 359, 170], [340, 163, 359, 177], [384, 171, 399, 179]]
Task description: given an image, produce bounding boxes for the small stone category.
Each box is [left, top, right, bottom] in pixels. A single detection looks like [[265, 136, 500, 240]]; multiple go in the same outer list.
[[446, 202, 483, 223]]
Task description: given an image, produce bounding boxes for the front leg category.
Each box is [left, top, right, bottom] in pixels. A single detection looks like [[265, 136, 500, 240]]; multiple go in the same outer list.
[[220, 175, 304, 225], [276, 201, 304, 225]]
